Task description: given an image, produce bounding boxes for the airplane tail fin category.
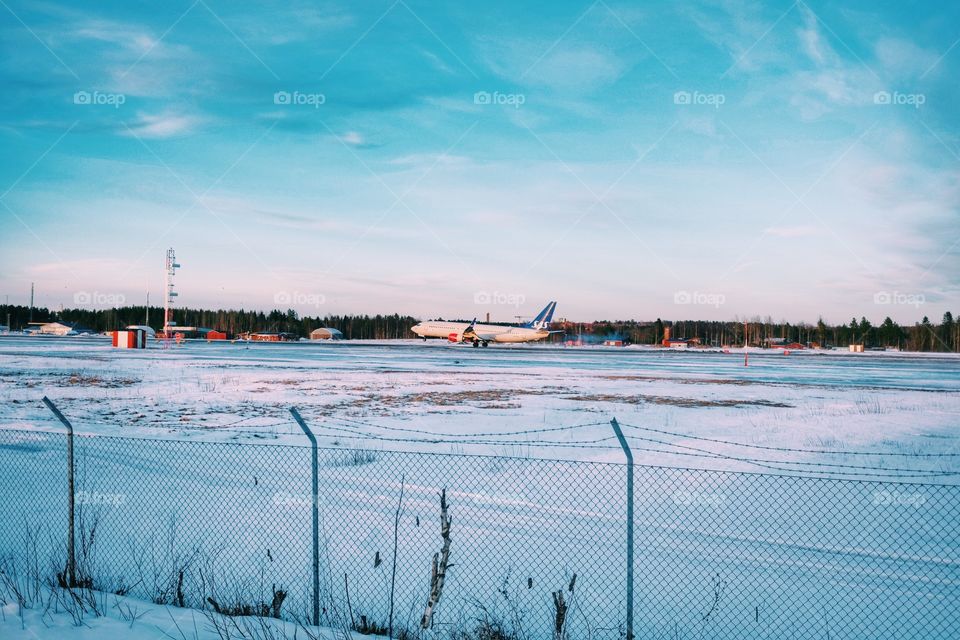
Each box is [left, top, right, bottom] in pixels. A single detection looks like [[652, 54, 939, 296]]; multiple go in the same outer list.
[[525, 301, 557, 330]]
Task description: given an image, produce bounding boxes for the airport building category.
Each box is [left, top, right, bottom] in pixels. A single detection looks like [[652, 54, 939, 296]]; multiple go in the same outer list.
[[26, 321, 96, 336], [309, 327, 343, 340]]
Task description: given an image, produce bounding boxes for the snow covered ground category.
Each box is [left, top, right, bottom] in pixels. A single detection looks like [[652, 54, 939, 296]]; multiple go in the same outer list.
[[1, 335, 958, 475], [1, 336, 959, 639], [1, 588, 359, 640]]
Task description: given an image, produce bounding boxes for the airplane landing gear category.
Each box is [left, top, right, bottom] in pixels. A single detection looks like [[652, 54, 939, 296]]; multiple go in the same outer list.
[[472, 339, 480, 348], [481, 341, 488, 347]]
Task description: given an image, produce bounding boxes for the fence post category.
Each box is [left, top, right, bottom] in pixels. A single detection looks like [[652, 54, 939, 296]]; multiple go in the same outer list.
[[290, 407, 320, 627], [610, 418, 634, 640], [42, 396, 76, 587]]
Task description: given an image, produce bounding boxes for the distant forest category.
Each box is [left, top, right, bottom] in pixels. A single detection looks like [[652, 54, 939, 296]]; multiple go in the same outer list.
[[0, 305, 415, 340], [1, 304, 958, 352], [562, 315, 959, 352]]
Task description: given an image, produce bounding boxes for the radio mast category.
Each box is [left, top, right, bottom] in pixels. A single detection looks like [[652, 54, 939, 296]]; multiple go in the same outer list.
[[163, 249, 180, 336]]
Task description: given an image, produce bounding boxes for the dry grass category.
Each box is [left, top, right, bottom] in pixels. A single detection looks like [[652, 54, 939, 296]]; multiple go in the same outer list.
[[601, 374, 783, 387], [400, 389, 529, 406], [66, 373, 138, 388], [252, 379, 302, 387], [1, 371, 139, 389], [326, 448, 379, 468], [323, 388, 570, 413], [563, 393, 792, 408]]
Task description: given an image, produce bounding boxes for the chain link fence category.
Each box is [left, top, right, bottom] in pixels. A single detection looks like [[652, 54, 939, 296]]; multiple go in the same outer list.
[[1, 420, 958, 640]]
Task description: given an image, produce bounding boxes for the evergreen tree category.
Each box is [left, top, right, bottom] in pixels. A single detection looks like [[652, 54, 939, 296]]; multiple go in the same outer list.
[[859, 317, 873, 347], [942, 312, 955, 352], [878, 317, 903, 348], [920, 316, 933, 351]]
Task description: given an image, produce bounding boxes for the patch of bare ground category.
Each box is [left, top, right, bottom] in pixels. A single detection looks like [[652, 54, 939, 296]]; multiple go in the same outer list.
[[0, 371, 139, 389], [564, 393, 792, 408], [599, 375, 765, 386], [399, 389, 536, 405], [684, 378, 768, 386], [65, 374, 126, 388], [597, 374, 958, 393], [66, 372, 138, 388], [324, 387, 569, 412]]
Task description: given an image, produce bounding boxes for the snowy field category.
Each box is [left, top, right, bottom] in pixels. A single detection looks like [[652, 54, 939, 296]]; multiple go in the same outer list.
[[1, 336, 959, 640], [1, 335, 959, 474]]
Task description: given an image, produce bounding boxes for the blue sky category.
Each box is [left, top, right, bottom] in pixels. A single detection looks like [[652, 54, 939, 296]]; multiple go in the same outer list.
[[0, 0, 958, 324]]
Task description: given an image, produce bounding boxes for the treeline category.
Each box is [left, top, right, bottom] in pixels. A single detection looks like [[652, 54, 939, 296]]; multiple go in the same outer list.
[[559, 314, 960, 352], [3, 304, 958, 351], [0, 305, 417, 340]]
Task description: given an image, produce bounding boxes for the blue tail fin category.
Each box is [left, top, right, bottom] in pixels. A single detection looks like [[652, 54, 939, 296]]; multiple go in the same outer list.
[[525, 301, 557, 330]]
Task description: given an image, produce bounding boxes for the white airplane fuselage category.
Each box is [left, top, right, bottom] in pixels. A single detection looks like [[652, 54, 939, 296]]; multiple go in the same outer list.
[[411, 301, 558, 346], [410, 321, 550, 344]]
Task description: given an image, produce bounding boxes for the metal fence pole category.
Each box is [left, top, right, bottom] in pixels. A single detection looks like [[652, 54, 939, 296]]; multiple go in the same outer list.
[[42, 396, 76, 587], [610, 418, 634, 640], [290, 407, 320, 626]]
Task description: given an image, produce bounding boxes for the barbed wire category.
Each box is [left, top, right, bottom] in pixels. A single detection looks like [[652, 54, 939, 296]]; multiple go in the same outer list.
[[314, 421, 622, 447], [14, 406, 958, 461], [318, 421, 957, 478], [622, 432, 959, 479], [2, 423, 957, 480], [7, 408, 958, 480], [328, 417, 959, 474], [618, 422, 960, 457], [12, 415, 296, 435], [331, 415, 610, 438]]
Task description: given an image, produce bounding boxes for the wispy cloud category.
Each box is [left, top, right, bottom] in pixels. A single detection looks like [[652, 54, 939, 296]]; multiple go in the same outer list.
[[341, 130, 365, 146], [796, 4, 828, 65], [122, 112, 204, 138]]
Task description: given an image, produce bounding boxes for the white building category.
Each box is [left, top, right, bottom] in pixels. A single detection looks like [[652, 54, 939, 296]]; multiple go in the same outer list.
[[35, 322, 95, 336]]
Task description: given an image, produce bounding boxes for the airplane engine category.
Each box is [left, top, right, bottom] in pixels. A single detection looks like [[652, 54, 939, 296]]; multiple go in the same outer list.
[[448, 332, 461, 343]]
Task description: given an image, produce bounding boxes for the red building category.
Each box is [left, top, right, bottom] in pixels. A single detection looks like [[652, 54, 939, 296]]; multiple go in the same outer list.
[[249, 332, 298, 342]]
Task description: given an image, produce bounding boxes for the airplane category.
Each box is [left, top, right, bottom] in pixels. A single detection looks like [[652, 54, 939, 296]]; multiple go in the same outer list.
[[411, 301, 560, 347]]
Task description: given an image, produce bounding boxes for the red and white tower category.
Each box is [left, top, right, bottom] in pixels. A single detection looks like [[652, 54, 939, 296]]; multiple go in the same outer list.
[[163, 248, 180, 337]]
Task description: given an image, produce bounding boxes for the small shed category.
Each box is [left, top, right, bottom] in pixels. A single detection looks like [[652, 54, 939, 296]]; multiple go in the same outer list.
[[113, 329, 147, 349], [310, 327, 343, 340]]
